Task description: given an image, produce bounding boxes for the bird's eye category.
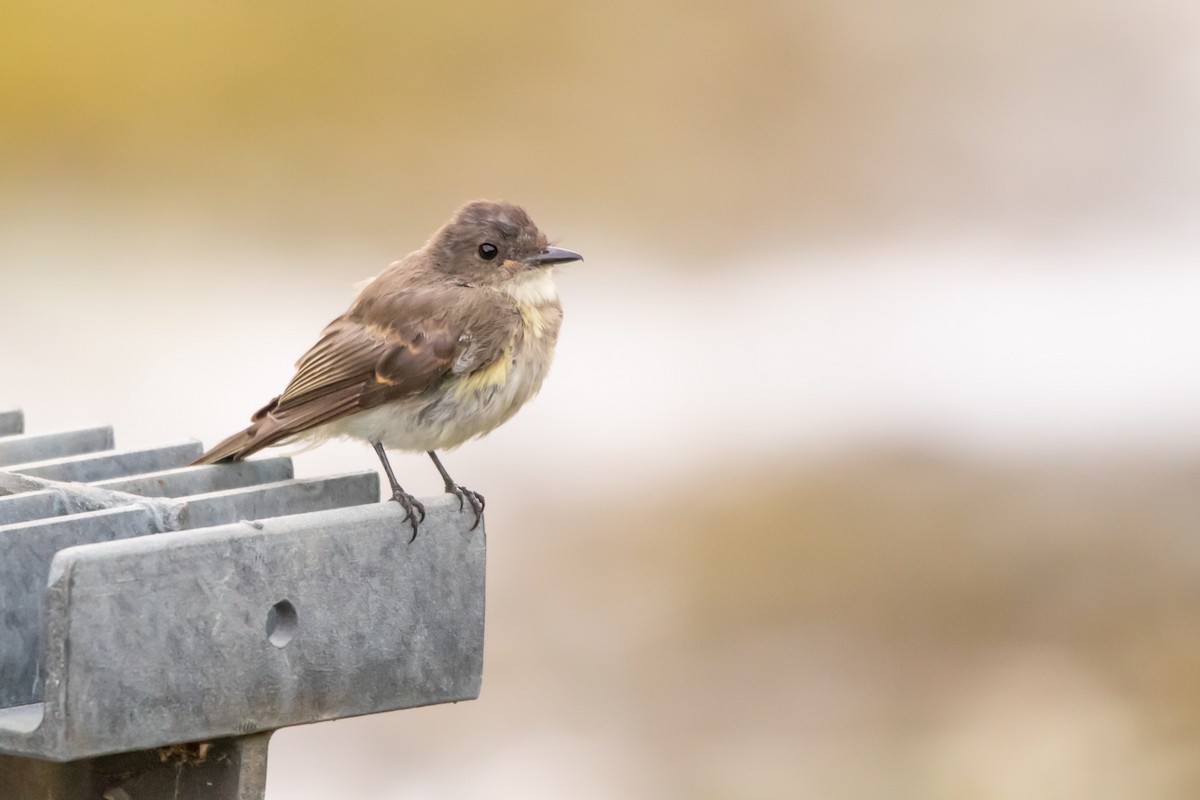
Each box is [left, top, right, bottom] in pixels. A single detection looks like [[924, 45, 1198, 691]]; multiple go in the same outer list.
[[478, 242, 499, 260]]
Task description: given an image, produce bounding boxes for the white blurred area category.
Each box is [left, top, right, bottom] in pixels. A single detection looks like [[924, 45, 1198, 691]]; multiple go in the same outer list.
[[4, 227, 1199, 483]]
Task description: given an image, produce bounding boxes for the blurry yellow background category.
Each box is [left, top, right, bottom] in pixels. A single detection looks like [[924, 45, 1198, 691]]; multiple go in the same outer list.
[[3, 1, 1200, 798]]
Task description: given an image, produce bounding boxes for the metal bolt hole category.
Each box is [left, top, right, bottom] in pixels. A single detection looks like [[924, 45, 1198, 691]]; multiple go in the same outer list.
[[266, 599, 297, 648]]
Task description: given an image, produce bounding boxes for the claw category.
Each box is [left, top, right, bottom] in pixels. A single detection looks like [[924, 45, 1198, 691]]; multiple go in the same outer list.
[[389, 488, 426, 542], [445, 483, 485, 530], [374, 441, 426, 542]]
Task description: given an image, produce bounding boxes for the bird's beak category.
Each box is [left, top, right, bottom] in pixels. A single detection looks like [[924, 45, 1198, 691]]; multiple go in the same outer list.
[[526, 246, 583, 267]]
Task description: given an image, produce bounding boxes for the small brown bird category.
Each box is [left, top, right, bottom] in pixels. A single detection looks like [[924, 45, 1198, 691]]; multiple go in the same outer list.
[[194, 200, 581, 537]]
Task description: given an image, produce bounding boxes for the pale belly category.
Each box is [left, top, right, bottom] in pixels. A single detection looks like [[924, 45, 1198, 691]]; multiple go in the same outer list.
[[308, 342, 554, 453]]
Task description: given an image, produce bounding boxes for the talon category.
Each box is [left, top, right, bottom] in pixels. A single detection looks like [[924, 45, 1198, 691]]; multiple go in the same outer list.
[[373, 442, 424, 541], [389, 489, 425, 542], [445, 483, 485, 530]]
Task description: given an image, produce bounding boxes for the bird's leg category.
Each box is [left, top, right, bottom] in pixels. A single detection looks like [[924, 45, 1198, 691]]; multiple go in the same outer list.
[[427, 451, 485, 530], [373, 441, 425, 541]]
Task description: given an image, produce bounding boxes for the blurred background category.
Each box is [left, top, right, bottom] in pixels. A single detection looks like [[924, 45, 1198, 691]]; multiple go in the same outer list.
[[3, 1, 1200, 797]]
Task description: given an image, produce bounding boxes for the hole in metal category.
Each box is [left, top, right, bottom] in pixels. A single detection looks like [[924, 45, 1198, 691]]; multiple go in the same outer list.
[[266, 599, 298, 648]]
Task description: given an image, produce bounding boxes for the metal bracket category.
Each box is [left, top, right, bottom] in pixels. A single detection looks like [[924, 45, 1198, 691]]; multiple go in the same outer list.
[[0, 732, 272, 800], [0, 411, 486, 798]]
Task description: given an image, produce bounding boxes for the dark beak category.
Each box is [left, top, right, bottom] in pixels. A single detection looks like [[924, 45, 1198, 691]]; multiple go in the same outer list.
[[526, 246, 583, 267]]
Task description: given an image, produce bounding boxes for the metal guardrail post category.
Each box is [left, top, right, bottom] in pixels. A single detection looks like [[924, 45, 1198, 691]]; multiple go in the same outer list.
[[0, 733, 272, 800], [0, 410, 486, 799]]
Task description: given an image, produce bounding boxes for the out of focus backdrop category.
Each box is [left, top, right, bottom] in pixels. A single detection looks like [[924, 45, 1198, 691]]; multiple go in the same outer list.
[[4, 2, 1200, 797]]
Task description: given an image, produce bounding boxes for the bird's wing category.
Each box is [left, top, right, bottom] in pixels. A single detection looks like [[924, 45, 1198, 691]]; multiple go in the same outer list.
[[277, 286, 517, 413], [194, 287, 518, 463], [275, 316, 450, 411]]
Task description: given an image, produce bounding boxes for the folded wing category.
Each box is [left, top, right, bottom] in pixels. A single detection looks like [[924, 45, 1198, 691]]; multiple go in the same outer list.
[[194, 287, 517, 463]]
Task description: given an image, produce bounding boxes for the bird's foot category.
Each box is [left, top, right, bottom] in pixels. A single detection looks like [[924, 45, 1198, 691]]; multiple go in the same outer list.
[[445, 483, 485, 530], [389, 488, 426, 542]]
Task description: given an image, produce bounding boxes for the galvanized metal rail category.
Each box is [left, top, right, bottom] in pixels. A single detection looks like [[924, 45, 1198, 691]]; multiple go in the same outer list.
[[0, 409, 486, 799]]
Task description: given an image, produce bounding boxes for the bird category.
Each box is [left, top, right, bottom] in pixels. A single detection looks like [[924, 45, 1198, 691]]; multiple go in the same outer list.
[[193, 200, 581, 539]]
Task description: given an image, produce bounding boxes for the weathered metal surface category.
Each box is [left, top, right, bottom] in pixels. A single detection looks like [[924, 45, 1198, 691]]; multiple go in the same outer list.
[[8, 440, 204, 482], [0, 507, 162, 709], [0, 486, 136, 527], [0, 498, 485, 761], [8, 440, 203, 483], [0, 472, 176, 526], [0, 461, 341, 529], [0, 731, 272, 800], [93, 457, 294, 498], [0, 411, 487, 799], [0, 489, 62, 526], [176, 472, 379, 530], [0, 409, 23, 435], [0, 426, 114, 468], [0, 470, 380, 714]]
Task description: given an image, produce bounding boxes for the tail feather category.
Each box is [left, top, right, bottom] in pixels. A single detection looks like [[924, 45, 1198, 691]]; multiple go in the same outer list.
[[193, 397, 289, 465], [192, 385, 364, 465], [192, 421, 287, 465]]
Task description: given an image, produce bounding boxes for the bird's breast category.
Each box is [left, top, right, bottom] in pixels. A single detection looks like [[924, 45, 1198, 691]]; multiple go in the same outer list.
[[453, 301, 560, 400], [453, 348, 514, 397], [314, 299, 562, 452]]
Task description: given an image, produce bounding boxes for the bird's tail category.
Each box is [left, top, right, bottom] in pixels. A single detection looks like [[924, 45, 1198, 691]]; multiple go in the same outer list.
[[193, 398, 290, 465], [193, 428, 262, 464]]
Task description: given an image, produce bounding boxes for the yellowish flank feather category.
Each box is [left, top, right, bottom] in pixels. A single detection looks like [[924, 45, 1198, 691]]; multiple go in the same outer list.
[[454, 349, 512, 396]]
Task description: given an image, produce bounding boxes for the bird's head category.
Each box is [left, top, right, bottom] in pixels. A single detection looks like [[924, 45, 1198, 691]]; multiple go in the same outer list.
[[425, 200, 582, 290]]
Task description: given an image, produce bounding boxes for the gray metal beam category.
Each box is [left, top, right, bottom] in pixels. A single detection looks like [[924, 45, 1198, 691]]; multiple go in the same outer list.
[[0, 731, 272, 800], [0, 498, 485, 761], [0, 470, 380, 711], [9, 440, 203, 482], [0, 409, 23, 436], [0, 458, 303, 528], [0, 472, 179, 524], [0, 411, 486, 799], [176, 472, 379, 529], [93, 457, 294, 498], [0, 426, 114, 468], [0, 507, 162, 709], [0, 490, 62, 526]]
